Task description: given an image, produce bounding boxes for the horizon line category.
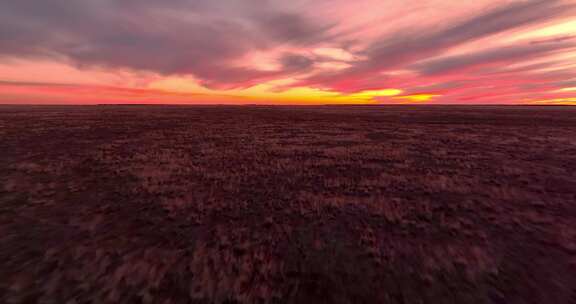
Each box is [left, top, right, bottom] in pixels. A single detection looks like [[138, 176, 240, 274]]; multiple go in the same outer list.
[[0, 103, 574, 107]]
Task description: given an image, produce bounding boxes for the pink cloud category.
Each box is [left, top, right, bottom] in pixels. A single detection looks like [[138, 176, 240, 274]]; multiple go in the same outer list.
[[0, 0, 575, 104]]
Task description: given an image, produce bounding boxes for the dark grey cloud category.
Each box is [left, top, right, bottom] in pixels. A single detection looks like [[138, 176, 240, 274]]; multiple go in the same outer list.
[[256, 12, 334, 45], [0, 0, 331, 88], [279, 54, 314, 71], [530, 35, 576, 45], [555, 79, 576, 87], [414, 42, 576, 75]]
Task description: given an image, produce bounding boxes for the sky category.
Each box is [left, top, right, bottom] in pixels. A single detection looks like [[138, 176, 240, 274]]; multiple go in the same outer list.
[[1, 0, 575, 105]]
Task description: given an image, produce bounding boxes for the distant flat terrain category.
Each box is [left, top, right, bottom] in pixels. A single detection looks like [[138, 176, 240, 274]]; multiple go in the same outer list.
[[1, 105, 576, 303]]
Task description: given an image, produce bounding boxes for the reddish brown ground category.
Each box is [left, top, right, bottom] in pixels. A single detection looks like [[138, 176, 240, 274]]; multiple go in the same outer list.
[[1, 105, 576, 303]]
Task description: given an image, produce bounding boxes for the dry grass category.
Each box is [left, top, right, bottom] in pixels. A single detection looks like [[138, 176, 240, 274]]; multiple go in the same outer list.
[[1, 105, 576, 303]]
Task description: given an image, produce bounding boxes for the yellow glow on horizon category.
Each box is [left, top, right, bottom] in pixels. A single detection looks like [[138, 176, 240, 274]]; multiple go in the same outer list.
[[347, 89, 403, 100], [147, 76, 405, 104], [531, 97, 576, 105], [393, 94, 439, 103]]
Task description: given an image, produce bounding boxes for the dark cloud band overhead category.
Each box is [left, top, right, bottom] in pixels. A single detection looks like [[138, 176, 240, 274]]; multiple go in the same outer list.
[[0, 0, 332, 88]]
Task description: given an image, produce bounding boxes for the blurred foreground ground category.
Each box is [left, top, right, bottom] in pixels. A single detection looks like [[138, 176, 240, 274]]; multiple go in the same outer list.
[[1, 105, 576, 303]]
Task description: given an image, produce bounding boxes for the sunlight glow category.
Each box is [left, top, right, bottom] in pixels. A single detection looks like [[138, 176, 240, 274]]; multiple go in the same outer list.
[[347, 89, 404, 101], [393, 94, 439, 103], [531, 97, 576, 105]]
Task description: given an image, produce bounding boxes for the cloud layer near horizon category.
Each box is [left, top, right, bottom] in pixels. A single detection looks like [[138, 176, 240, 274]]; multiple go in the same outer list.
[[1, 0, 575, 104]]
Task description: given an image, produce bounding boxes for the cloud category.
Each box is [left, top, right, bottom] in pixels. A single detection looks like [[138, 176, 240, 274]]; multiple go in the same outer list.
[[0, 79, 251, 104], [255, 11, 334, 45], [555, 80, 576, 87], [292, 0, 575, 92], [0, 0, 332, 89], [414, 41, 576, 75], [530, 35, 576, 45], [279, 54, 315, 71], [1, 0, 575, 104], [403, 82, 462, 95], [0, 80, 77, 87], [196, 53, 314, 89]]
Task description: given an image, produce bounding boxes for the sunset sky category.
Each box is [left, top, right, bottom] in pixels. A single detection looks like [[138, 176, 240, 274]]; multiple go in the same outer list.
[[1, 0, 575, 105]]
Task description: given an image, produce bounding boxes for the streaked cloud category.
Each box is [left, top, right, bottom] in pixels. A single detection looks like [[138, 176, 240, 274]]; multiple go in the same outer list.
[[414, 41, 576, 76], [0, 0, 575, 104]]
